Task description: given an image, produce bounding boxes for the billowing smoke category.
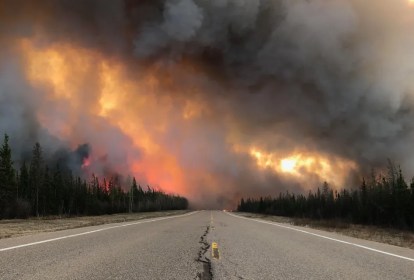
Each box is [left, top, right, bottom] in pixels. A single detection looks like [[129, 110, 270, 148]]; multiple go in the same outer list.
[[1, 0, 414, 208]]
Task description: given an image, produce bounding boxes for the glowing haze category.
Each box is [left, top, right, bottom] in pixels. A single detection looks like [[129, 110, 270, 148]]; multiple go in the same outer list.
[[1, 0, 414, 208]]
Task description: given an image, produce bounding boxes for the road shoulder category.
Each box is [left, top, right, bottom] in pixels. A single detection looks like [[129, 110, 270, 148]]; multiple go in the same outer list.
[[0, 210, 191, 239]]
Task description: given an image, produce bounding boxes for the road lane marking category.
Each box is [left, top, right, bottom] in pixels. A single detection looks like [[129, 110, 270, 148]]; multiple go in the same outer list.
[[0, 211, 198, 252], [227, 212, 414, 262], [210, 211, 214, 230], [212, 242, 220, 259]]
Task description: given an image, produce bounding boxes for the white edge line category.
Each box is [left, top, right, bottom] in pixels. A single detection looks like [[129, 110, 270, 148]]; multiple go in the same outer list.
[[0, 211, 198, 252], [226, 212, 414, 262]]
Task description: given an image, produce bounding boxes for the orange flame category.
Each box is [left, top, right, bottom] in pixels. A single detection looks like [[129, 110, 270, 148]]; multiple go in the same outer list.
[[18, 37, 358, 200], [81, 156, 91, 169], [250, 147, 357, 188], [19, 38, 187, 195]]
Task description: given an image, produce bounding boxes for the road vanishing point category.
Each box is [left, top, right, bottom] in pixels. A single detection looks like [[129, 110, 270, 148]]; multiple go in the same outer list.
[[1, 211, 414, 279]]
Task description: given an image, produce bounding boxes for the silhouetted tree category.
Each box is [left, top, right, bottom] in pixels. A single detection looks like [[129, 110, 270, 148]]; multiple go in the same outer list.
[[238, 164, 414, 230], [29, 142, 43, 216], [0, 134, 16, 217]]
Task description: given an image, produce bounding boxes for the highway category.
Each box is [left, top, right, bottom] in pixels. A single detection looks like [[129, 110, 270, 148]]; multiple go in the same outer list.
[[1, 211, 414, 279]]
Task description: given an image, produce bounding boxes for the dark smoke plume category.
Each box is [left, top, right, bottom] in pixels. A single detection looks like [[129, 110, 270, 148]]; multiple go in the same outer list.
[[1, 0, 414, 208]]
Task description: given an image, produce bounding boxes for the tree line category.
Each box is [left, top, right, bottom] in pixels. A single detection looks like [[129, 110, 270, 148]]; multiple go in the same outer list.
[[0, 134, 188, 219], [238, 161, 414, 230]]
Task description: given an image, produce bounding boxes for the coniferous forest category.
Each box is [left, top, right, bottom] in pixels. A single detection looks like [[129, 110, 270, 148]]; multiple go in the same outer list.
[[0, 134, 188, 219], [238, 161, 414, 230]]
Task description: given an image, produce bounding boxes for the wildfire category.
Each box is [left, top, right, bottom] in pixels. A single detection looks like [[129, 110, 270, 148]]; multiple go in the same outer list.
[[20, 39, 101, 102], [81, 156, 91, 169], [18, 38, 187, 195], [17, 36, 357, 200], [250, 147, 356, 187], [280, 158, 297, 173], [250, 149, 274, 168]]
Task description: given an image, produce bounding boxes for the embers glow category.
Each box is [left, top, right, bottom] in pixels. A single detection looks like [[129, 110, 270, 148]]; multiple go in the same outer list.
[[82, 156, 91, 169]]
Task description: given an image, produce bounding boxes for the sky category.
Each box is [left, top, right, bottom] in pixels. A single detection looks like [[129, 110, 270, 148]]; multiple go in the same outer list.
[[1, 0, 414, 208]]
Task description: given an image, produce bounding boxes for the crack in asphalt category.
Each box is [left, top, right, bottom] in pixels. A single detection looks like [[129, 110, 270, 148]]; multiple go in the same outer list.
[[195, 225, 213, 280]]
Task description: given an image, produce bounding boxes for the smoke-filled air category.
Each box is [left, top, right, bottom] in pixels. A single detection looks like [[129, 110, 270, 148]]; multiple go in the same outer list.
[[1, 0, 414, 209]]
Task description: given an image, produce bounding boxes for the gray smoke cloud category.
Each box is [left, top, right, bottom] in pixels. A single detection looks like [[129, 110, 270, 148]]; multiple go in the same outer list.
[[1, 0, 414, 208]]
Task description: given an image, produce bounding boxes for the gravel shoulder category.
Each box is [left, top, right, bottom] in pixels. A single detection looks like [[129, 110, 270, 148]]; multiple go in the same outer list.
[[0, 210, 190, 239], [236, 212, 414, 250]]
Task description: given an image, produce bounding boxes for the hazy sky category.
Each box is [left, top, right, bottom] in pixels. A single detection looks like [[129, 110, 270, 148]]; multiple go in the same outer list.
[[1, 0, 414, 208]]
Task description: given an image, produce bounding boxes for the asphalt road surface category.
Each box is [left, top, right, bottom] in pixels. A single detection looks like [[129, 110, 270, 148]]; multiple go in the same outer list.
[[1, 211, 414, 279]]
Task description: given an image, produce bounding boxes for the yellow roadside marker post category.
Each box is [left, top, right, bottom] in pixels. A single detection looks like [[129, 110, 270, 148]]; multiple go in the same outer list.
[[212, 242, 220, 259]]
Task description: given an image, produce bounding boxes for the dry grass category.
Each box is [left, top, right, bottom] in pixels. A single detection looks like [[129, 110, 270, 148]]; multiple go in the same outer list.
[[237, 212, 414, 250], [0, 210, 190, 239]]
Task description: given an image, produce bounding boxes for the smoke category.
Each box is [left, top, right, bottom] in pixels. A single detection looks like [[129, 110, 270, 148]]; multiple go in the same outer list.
[[1, 0, 414, 208]]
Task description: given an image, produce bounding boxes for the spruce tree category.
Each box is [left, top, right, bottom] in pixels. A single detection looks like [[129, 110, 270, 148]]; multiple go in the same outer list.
[[19, 162, 29, 200], [129, 177, 139, 213], [0, 134, 16, 212], [29, 142, 43, 216]]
